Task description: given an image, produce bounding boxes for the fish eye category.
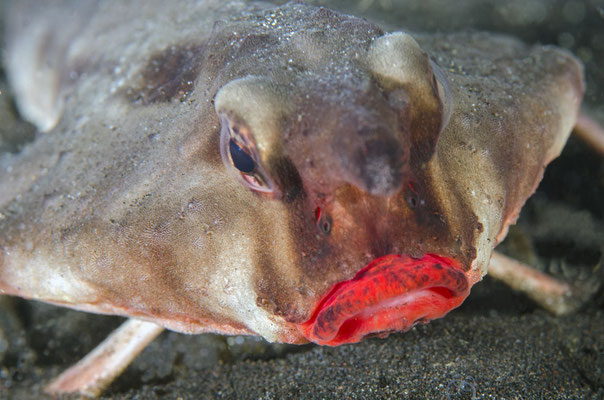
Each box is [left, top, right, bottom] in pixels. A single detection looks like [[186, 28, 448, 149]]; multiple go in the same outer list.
[[219, 116, 275, 193], [229, 139, 255, 173]]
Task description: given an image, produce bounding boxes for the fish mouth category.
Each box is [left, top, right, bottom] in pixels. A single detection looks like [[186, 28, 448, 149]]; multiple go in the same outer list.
[[296, 254, 470, 346]]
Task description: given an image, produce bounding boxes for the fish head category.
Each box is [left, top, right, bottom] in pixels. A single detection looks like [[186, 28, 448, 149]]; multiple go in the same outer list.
[[0, 2, 583, 349], [214, 31, 468, 345]]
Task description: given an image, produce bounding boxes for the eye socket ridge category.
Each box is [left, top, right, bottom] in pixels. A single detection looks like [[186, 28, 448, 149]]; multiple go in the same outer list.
[[219, 115, 275, 194]]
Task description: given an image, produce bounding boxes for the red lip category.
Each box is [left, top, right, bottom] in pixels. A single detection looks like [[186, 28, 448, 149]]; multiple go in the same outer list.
[[296, 254, 470, 345]]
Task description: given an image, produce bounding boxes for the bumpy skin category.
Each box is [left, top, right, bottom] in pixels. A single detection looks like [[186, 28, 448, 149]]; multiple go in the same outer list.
[[0, 1, 583, 344]]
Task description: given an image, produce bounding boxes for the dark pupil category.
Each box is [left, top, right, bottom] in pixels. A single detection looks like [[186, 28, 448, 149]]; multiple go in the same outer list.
[[229, 139, 255, 173]]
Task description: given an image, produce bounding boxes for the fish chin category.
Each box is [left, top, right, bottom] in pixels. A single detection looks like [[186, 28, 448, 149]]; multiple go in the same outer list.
[[296, 254, 470, 346]]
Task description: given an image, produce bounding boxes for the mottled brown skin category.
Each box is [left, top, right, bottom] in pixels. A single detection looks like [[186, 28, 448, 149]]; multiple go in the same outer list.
[[0, 0, 583, 347]]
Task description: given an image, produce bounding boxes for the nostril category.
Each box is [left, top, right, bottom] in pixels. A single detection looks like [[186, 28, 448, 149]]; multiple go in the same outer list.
[[314, 208, 332, 235], [405, 189, 419, 209], [320, 217, 332, 234], [405, 181, 420, 209]]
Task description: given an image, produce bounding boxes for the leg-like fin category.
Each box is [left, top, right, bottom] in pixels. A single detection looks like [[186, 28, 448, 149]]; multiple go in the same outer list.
[[574, 113, 604, 157], [489, 251, 580, 316], [44, 318, 164, 397]]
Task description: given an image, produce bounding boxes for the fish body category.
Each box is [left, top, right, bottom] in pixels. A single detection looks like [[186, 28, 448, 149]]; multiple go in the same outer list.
[[0, 0, 583, 347]]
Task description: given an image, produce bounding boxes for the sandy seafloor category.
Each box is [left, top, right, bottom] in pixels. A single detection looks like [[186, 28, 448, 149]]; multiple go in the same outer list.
[[0, 0, 603, 399]]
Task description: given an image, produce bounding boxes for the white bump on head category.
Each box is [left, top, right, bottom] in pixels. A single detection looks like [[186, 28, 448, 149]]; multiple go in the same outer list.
[[367, 32, 430, 89], [367, 32, 452, 133]]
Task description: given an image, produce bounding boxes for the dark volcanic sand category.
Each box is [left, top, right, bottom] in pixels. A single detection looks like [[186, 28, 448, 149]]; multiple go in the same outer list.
[[1, 1, 603, 399]]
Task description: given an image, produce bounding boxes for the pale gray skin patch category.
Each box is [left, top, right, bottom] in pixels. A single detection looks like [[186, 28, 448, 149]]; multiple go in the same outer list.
[[0, 0, 583, 347]]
